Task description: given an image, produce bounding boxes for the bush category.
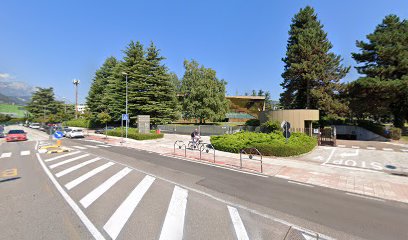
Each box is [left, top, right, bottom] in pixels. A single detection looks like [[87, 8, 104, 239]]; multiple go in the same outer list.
[[64, 118, 90, 128], [260, 120, 280, 133], [106, 128, 163, 140], [245, 119, 260, 126], [389, 127, 401, 140], [210, 131, 316, 157]]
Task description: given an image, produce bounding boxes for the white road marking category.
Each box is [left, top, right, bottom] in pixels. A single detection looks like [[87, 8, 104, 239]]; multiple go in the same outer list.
[[322, 148, 336, 165], [313, 156, 323, 161], [401, 149, 408, 152], [340, 149, 359, 157], [35, 153, 105, 240], [0, 152, 12, 158], [65, 162, 115, 190], [80, 167, 132, 208], [302, 232, 318, 240], [97, 145, 111, 148], [84, 145, 99, 148], [346, 193, 385, 202], [351, 146, 360, 149], [227, 206, 249, 240], [103, 175, 155, 240], [72, 146, 87, 149], [49, 154, 90, 169], [55, 157, 101, 178], [366, 147, 376, 150], [44, 151, 81, 162], [287, 180, 314, 188], [337, 145, 346, 148], [20, 150, 30, 156], [383, 148, 393, 151], [159, 186, 188, 240], [275, 174, 291, 179]]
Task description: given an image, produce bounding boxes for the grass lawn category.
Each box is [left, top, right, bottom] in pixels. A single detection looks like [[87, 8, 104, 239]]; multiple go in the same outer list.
[[400, 135, 408, 143], [0, 104, 27, 118]]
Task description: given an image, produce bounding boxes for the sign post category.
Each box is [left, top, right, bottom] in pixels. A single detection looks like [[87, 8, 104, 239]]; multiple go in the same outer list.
[[122, 114, 129, 141], [53, 131, 63, 146], [281, 121, 291, 144]]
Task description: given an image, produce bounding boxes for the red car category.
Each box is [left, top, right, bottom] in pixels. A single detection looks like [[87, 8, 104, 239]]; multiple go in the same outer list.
[[6, 129, 28, 142]]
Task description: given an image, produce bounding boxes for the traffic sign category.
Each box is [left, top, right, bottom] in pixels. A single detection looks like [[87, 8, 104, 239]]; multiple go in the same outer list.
[[53, 131, 63, 139], [281, 121, 291, 130], [283, 130, 291, 139], [122, 114, 129, 121]]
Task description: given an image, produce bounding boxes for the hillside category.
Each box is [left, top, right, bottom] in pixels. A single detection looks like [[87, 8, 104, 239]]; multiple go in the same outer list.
[[0, 103, 27, 118]]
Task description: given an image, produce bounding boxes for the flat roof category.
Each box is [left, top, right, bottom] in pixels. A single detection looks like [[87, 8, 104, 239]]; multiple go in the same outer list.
[[226, 96, 266, 100]]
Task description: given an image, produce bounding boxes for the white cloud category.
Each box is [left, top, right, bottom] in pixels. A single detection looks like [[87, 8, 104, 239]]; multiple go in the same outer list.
[[0, 73, 13, 80]]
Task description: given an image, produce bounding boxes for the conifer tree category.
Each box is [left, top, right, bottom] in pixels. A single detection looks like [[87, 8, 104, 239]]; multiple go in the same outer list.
[[280, 6, 350, 117]]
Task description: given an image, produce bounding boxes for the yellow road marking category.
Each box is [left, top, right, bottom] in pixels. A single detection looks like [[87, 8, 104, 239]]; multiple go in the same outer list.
[[1, 168, 18, 178]]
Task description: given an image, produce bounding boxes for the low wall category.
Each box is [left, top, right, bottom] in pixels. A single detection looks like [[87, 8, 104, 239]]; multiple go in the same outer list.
[[334, 125, 389, 141]]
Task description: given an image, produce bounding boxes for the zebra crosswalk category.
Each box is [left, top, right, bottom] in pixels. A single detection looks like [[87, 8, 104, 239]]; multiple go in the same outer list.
[[0, 151, 31, 158], [37, 150, 325, 240]]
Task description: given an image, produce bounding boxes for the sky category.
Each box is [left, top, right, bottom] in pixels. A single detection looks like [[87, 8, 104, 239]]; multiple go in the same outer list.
[[1, 0, 407, 104]]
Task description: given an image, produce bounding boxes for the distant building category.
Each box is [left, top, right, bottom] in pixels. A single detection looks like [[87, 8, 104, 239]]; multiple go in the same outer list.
[[225, 96, 266, 122], [77, 104, 87, 114]]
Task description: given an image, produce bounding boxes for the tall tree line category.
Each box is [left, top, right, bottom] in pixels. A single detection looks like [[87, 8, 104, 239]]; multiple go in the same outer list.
[[86, 41, 178, 125]]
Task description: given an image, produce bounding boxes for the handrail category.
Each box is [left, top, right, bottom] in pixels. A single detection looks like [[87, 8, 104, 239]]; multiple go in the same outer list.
[[199, 143, 216, 163], [240, 147, 263, 173], [174, 140, 186, 157]]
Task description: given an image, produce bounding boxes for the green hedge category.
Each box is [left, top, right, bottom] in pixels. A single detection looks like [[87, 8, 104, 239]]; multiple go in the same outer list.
[[64, 118, 90, 128], [210, 131, 317, 157], [106, 128, 163, 140]]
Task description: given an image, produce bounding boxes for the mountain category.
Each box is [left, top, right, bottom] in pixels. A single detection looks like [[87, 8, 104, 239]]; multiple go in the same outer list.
[[0, 75, 35, 105], [0, 92, 30, 105]]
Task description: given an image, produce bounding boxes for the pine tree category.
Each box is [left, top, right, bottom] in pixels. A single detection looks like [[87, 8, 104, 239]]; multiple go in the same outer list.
[[350, 15, 408, 127], [280, 6, 350, 117], [26, 87, 62, 121], [86, 57, 118, 116]]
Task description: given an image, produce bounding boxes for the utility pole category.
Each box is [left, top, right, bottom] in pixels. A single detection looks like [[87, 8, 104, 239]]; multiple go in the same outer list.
[[62, 97, 67, 113], [73, 79, 80, 119]]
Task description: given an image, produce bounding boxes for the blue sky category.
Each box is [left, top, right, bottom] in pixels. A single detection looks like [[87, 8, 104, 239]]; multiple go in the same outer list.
[[1, 0, 407, 103]]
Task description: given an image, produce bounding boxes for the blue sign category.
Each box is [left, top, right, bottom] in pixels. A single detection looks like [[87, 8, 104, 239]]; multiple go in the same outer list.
[[54, 131, 63, 139], [122, 114, 129, 121]]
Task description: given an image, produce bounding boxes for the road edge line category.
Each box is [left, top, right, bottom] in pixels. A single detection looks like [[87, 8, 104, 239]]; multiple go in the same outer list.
[[35, 151, 105, 240]]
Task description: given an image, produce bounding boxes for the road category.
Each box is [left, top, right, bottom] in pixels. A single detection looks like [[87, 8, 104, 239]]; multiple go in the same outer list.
[[1, 126, 408, 240]]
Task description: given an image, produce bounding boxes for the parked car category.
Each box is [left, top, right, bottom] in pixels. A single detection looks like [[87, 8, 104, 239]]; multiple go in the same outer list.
[[95, 126, 115, 134], [5, 129, 27, 142], [29, 123, 40, 129], [63, 128, 72, 137], [0, 131, 4, 138], [66, 129, 84, 138]]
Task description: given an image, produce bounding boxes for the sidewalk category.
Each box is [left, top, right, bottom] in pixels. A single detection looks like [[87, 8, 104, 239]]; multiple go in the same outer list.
[[86, 133, 408, 204]]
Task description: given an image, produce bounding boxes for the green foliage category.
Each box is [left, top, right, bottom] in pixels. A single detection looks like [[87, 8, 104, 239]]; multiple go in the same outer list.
[[210, 132, 316, 157], [280, 6, 350, 117], [0, 113, 12, 122], [245, 119, 260, 126], [26, 87, 65, 122], [97, 112, 111, 125], [64, 119, 90, 128], [260, 120, 280, 133], [350, 15, 408, 127], [180, 60, 229, 123], [389, 127, 401, 140], [106, 128, 163, 140]]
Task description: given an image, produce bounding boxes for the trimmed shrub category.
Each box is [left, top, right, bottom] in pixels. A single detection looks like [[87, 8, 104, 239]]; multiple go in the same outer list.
[[106, 128, 163, 140], [245, 119, 260, 126], [210, 131, 316, 157], [389, 127, 401, 140], [260, 120, 280, 133], [64, 118, 90, 128]]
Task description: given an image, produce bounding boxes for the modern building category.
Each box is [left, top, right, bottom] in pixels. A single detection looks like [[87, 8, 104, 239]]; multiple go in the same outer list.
[[225, 95, 266, 122], [77, 104, 87, 114], [259, 109, 319, 133]]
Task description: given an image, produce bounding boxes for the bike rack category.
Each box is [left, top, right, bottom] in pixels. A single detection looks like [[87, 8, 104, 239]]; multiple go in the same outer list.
[[174, 140, 186, 157], [240, 148, 263, 173], [199, 143, 216, 163]]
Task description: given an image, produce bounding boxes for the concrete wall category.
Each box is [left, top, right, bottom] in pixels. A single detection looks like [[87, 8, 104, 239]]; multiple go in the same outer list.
[[259, 109, 319, 129], [334, 125, 389, 141]]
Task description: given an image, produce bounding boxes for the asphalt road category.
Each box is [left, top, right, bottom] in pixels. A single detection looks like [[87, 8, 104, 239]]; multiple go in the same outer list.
[[1, 126, 408, 240]]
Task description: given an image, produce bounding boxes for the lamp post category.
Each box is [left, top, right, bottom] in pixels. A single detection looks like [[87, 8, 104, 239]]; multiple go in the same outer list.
[[62, 97, 67, 113], [73, 79, 80, 119], [122, 72, 128, 140]]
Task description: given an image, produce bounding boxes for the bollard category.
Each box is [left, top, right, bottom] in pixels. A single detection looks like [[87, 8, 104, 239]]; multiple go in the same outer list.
[[56, 140, 62, 146]]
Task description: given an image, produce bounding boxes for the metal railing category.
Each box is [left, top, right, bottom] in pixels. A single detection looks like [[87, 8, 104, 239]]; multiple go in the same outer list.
[[240, 148, 263, 173], [174, 140, 186, 157], [199, 143, 215, 163]]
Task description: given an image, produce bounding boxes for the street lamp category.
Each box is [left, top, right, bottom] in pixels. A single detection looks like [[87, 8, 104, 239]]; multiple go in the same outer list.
[[122, 72, 128, 140], [73, 79, 80, 119]]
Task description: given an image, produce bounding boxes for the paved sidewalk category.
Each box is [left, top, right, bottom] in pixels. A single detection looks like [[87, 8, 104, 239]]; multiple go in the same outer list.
[[85, 133, 408, 204]]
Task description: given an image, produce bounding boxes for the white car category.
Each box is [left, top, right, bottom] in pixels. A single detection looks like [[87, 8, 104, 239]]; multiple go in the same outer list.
[[29, 123, 41, 129], [66, 129, 84, 138]]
